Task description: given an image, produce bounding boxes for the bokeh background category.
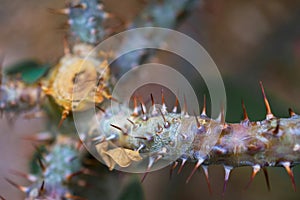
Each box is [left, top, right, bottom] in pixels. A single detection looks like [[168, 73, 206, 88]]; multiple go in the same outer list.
[[1, 0, 300, 199]]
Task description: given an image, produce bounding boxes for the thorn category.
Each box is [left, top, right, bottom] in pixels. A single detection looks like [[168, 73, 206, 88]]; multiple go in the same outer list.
[[259, 81, 274, 120], [172, 96, 179, 113], [289, 108, 296, 117], [201, 94, 207, 116], [140, 103, 148, 121], [66, 170, 84, 181], [63, 35, 71, 55], [241, 99, 249, 121], [193, 111, 200, 128], [21, 132, 53, 143], [273, 119, 280, 135], [39, 180, 45, 194], [161, 89, 167, 114], [186, 158, 204, 183], [138, 96, 147, 114], [262, 167, 271, 191], [177, 157, 187, 174], [159, 108, 170, 128], [222, 166, 233, 196], [217, 104, 225, 125], [9, 169, 37, 182], [110, 124, 127, 135], [95, 105, 106, 113], [201, 165, 213, 195], [132, 96, 139, 116], [281, 162, 296, 192], [58, 109, 69, 128], [108, 96, 119, 103], [37, 157, 46, 172], [156, 123, 163, 134], [134, 136, 149, 141], [137, 144, 145, 152], [127, 118, 135, 126], [244, 164, 260, 190], [141, 157, 155, 183], [182, 95, 189, 116], [32, 143, 45, 157], [137, 103, 143, 116], [169, 161, 178, 180], [5, 178, 28, 193], [103, 134, 117, 141], [47, 8, 70, 15], [150, 93, 155, 106], [150, 93, 158, 116]]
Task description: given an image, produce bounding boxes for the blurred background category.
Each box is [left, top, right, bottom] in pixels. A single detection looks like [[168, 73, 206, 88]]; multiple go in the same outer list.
[[1, 0, 300, 199]]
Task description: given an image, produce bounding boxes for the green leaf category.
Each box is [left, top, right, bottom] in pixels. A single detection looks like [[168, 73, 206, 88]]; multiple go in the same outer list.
[[117, 177, 144, 200], [5, 60, 50, 84]]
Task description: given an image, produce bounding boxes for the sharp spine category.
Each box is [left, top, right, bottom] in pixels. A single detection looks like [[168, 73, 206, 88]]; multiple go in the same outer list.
[[186, 158, 204, 183], [222, 165, 233, 196], [259, 81, 274, 120], [280, 161, 296, 192]]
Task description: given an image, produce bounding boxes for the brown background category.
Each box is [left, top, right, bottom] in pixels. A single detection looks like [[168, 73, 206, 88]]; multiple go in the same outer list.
[[1, 0, 300, 199]]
